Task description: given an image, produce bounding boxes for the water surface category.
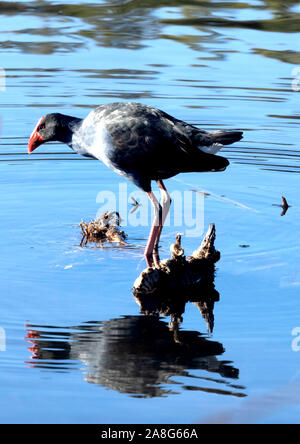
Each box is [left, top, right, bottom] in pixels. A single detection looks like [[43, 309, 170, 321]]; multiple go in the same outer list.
[[0, 0, 300, 424]]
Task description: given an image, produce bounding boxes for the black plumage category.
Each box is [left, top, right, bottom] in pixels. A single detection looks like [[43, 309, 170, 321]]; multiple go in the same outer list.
[[28, 102, 243, 267]]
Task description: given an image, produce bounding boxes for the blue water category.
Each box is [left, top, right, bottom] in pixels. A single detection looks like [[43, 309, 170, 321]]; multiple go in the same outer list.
[[0, 0, 300, 424]]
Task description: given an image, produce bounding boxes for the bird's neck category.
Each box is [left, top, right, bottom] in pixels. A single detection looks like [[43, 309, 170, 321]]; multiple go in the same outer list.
[[66, 115, 99, 158], [57, 115, 83, 145]]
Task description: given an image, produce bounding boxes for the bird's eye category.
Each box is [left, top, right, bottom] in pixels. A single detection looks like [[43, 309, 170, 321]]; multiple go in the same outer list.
[[39, 123, 45, 131]]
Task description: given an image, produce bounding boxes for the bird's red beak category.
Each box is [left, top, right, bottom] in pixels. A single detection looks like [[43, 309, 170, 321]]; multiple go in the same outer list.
[[28, 117, 45, 154]]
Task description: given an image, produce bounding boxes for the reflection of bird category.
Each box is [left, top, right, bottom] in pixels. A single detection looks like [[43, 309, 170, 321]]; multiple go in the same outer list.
[[25, 316, 244, 398], [28, 102, 243, 267]]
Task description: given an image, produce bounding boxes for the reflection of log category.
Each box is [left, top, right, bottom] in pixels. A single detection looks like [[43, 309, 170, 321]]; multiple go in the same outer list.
[[80, 211, 127, 246], [133, 224, 220, 296], [134, 282, 219, 334]]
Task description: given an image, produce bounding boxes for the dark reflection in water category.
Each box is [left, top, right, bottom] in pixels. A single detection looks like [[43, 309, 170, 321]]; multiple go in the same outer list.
[[0, 0, 298, 424], [26, 316, 245, 398], [25, 287, 245, 399], [160, 13, 300, 34], [133, 265, 220, 334], [1, 0, 299, 53]]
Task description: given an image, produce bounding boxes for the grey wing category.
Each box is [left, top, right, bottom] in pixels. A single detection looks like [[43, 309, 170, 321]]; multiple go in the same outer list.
[[104, 111, 200, 178]]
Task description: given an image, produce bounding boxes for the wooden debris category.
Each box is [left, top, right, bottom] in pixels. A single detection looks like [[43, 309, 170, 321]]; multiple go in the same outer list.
[[80, 211, 127, 246], [133, 224, 220, 333], [133, 224, 220, 298]]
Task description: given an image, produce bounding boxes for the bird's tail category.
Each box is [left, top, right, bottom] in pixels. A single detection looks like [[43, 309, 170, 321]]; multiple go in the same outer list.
[[197, 129, 243, 154], [210, 130, 243, 146], [182, 151, 230, 173]]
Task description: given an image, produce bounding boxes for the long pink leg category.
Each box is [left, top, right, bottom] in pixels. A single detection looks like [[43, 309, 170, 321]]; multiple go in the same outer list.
[[144, 191, 162, 268], [152, 180, 171, 267]]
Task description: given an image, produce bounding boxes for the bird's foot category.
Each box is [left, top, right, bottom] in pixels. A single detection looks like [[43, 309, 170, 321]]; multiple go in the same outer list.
[[144, 251, 161, 270], [152, 249, 161, 269], [145, 252, 154, 269]]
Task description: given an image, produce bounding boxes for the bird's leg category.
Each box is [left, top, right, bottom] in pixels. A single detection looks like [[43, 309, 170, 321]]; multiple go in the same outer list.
[[144, 191, 162, 268], [152, 180, 171, 267]]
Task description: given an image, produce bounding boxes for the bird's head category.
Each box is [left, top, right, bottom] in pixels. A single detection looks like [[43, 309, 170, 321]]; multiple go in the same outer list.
[[28, 113, 68, 154]]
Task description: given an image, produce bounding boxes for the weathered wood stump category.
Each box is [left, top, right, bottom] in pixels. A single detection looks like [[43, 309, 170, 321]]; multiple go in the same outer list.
[[80, 211, 127, 246], [133, 224, 220, 295], [133, 224, 220, 333]]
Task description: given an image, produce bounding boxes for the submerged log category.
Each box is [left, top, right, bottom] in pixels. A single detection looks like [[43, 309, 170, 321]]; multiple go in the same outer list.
[[133, 224, 220, 333], [133, 224, 220, 295], [80, 211, 127, 246]]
